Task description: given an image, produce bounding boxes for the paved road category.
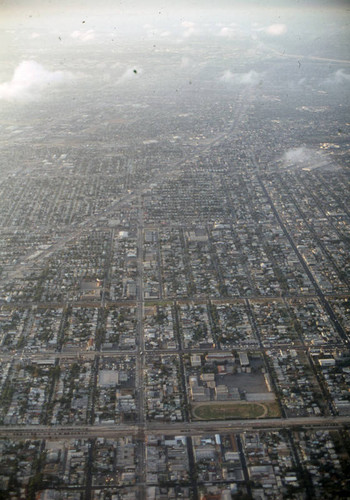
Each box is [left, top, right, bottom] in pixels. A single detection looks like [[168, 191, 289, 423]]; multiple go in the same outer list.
[[135, 197, 146, 500], [1, 415, 349, 440], [4, 291, 349, 313], [266, 44, 350, 65], [1, 338, 348, 365]]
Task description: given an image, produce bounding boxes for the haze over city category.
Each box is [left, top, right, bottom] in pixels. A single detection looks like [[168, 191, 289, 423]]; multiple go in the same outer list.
[[0, 0, 349, 499]]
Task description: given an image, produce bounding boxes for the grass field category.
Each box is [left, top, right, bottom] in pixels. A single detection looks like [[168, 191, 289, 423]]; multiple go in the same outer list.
[[193, 401, 281, 420], [264, 401, 281, 418]]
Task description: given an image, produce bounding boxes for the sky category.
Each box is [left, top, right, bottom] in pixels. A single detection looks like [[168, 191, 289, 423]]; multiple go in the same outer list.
[[0, 0, 349, 103], [1, 0, 349, 25], [1, 0, 348, 47]]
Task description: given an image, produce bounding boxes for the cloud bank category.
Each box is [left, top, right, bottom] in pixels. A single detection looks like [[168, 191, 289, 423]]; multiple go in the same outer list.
[[264, 24, 287, 36], [70, 29, 95, 42], [220, 69, 262, 85], [180, 20, 199, 39], [324, 69, 350, 85], [283, 147, 311, 164], [0, 60, 73, 102], [117, 67, 144, 84], [281, 147, 334, 171]]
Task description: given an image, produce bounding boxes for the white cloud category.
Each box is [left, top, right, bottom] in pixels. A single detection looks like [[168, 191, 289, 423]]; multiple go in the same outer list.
[[70, 29, 95, 42], [281, 147, 333, 171], [180, 56, 191, 68], [220, 70, 234, 83], [324, 69, 350, 85], [264, 24, 287, 36], [182, 21, 195, 29], [143, 24, 172, 40], [219, 27, 237, 39], [283, 147, 310, 164], [220, 69, 262, 86], [117, 67, 143, 84], [253, 23, 287, 37], [0, 60, 73, 102], [181, 20, 197, 38]]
